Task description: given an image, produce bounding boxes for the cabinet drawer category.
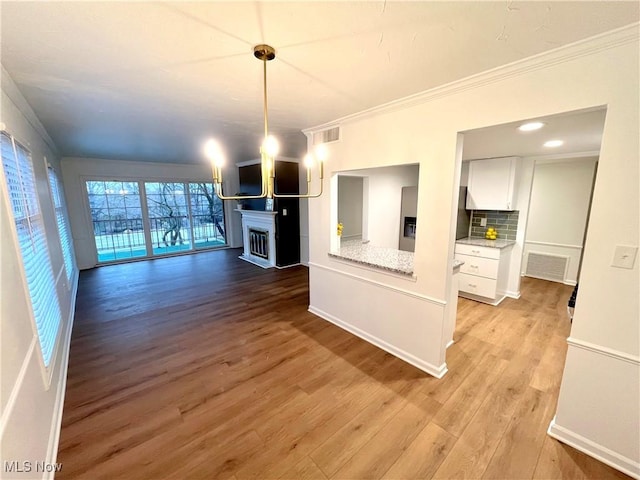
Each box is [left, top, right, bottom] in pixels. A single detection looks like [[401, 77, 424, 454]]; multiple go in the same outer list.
[[458, 273, 497, 298], [455, 253, 499, 279], [455, 243, 500, 260]]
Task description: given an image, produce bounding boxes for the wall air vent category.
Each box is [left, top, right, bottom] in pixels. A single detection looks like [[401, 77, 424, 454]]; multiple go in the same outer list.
[[313, 126, 340, 145], [525, 252, 569, 283]]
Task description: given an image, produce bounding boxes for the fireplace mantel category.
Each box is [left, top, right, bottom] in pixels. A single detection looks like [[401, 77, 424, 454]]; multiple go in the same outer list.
[[237, 209, 277, 268]]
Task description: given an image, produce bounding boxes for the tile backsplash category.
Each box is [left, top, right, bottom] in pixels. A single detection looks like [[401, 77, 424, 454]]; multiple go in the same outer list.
[[470, 210, 519, 241]]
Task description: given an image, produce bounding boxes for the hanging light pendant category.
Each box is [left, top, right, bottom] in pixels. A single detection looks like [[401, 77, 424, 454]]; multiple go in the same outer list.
[[204, 44, 325, 200]]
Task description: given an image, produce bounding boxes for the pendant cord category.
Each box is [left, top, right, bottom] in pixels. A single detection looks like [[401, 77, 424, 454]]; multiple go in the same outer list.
[[263, 57, 268, 140]]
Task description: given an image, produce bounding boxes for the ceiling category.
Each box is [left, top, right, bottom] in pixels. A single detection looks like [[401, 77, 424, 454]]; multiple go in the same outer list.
[[1, 2, 638, 165], [461, 107, 607, 160]]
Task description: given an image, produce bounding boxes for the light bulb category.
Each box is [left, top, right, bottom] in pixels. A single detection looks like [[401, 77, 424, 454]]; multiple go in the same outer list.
[[204, 139, 224, 167], [518, 122, 545, 132], [303, 153, 314, 169], [314, 143, 328, 162], [263, 135, 280, 157]]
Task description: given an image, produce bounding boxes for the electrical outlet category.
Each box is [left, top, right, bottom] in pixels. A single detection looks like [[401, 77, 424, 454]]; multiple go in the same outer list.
[[611, 245, 637, 269], [282, 208, 287, 216], [480, 217, 487, 227]]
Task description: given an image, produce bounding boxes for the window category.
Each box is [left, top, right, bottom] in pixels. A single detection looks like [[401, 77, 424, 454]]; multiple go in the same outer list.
[[1, 132, 62, 368], [189, 182, 226, 249], [48, 165, 75, 282]]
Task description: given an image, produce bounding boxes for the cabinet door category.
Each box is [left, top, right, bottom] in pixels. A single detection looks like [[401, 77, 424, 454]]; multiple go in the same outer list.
[[466, 157, 518, 210], [455, 253, 500, 279]]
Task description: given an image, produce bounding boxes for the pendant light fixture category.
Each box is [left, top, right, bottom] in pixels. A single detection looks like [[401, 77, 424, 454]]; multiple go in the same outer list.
[[204, 44, 326, 200]]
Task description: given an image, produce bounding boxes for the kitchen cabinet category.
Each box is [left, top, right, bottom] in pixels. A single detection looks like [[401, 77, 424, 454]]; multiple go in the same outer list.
[[455, 242, 513, 305], [466, 157, 520, 211]]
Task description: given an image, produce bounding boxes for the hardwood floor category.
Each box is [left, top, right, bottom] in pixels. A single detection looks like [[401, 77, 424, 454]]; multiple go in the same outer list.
[[57, 249, 630, 479]]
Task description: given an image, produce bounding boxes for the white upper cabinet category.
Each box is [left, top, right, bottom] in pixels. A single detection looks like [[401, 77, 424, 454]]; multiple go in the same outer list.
[[466, 157, 520, 211]]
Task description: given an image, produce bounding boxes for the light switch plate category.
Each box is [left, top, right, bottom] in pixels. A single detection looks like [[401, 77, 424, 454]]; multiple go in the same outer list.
[[611, 245, 637, 269], [480, 217, 487, 227], [283, 208, 287, 216]]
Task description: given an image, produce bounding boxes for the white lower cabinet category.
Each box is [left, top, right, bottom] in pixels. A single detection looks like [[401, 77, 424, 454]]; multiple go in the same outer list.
[[455, 243, 513, 305]]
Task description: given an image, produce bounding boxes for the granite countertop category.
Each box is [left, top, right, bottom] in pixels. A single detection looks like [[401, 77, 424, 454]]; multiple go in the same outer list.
[[456, 237, 516, 249], [329, 239, 414, 276]]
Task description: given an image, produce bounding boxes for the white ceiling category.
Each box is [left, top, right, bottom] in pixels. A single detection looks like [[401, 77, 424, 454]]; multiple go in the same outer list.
[[1, 2, 637, 164], [461, 107, 607, 160]]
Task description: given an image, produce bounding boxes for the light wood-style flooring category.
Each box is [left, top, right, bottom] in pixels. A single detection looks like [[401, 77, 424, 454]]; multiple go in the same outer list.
[[57, 248, 630, 479]]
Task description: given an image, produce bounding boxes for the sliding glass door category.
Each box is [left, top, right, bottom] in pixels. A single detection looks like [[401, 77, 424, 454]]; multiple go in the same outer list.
[[87, 181, 147, 262], [145, 182, 192, 255], [86, 179, 226, 263]]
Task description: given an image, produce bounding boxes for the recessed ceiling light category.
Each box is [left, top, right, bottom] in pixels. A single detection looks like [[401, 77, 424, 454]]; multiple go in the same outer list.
[[518, 122, 545, 131], [544, 140, 564, 148]]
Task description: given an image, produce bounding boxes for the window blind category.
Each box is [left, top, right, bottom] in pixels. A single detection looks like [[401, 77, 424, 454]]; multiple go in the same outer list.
[[48, 166, 75, 282], [1, 132, 62, 368]]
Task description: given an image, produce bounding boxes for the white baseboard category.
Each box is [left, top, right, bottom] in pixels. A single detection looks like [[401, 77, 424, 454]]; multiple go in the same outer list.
[[44, 271, 78, 480], [275, 262, 302, 270], [506, 290, 521, 299], [548, 417, 640, 480], [308, 305, 448, 378], [446, 339, 455, 349]]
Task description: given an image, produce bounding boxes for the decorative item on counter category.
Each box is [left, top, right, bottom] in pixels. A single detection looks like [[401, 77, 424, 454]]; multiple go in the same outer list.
[[485, 227, 498, 240], [337, 222, 344, 236]]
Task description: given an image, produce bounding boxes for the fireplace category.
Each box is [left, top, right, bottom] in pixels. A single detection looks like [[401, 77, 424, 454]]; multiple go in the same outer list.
[[238, 209, 277, 268]]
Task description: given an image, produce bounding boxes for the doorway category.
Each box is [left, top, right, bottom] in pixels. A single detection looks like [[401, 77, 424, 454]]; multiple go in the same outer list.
[[455, 107, 606, 307]]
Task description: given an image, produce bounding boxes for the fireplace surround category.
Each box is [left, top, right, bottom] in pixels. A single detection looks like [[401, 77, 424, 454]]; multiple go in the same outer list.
[[238, 209, 277, 268]]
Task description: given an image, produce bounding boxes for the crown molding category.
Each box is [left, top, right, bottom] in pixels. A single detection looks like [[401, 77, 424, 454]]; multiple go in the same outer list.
[[1, 65, 60, 155], [303, 23, 640, 134]]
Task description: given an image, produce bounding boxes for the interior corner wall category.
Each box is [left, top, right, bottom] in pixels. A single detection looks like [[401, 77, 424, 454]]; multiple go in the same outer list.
[[60, 158, 243, 269], [364, 165, 420, 249], [306, 26, 639, 476], [298, 165, 310, 266], [1, 67, 78, 479], [505, 157, 535, 298], [522, 158, 598, 285]]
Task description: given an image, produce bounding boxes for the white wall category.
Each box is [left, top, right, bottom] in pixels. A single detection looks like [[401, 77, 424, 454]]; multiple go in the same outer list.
[[306, 26, 639, 477], [1, 67, 78, 479], [365, 165, 419, 248], [298, 167, 310, 265], [506, 157, 535, 298], [60, 157, 243, 269], [522, 157, 597, 285], [337, 165, 419, 248], [337, 176, 363, 238]]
